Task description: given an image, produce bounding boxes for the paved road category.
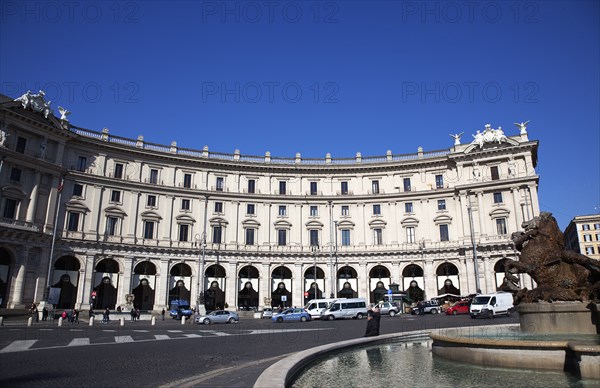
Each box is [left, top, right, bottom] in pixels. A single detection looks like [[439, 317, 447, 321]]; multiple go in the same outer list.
[[0, 313, 519, 387]]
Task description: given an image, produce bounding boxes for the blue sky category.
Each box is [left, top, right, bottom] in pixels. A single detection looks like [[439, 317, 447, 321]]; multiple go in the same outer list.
[[1, 0, 598, 229]]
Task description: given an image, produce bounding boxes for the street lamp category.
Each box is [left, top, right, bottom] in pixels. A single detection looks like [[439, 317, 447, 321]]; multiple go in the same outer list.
[[311, 244, 319, 298], [197, 195, 209, 315], [466, 192, 482, 293], [333, 220, 339, 297]]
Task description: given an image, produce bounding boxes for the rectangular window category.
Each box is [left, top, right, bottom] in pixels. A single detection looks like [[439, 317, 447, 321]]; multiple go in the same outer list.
[[403, 178, 411, 192], [3, 198, 18, 219], [214, 202, 223, 213], [72, 183, 84, 197], [374, 228, 383, 245], [245, 228, 255, 245], [582, 224, 590, 231], [310, 230, 319, 246], [114, 163, 124, 179], [67, 212, 80, 231], [596, 234, 600, 242], [143, 221, 155, 239], [247, 204, 255, 215], [439, 224, 449, 241], [213, 225, 222, 243], [149, 169, 159, 184], [247, 179, 255, 194], [110, 190, 121, 203], [279, 181, 286, 195], [106, 216, 118, 236], [594, 223, 600, 230], [405, 202, 413, 213], [493, 192, 503, 204], [341, 229, 350, 246], [373, 204, 381, 215], [372, 180, 379, 194], [585, 246, 595, 255], [406, 226, 416, 243], [278, 205, 287, 216], [9, 167, 21, 182], [435, 174, 444, 189], [437, 199, 446, 211], [310, 181, 318, 195], [181, 199, 190, 211], [183, 173, 192, 188], [496, 218, 507, 235], [16, 137, 27, 153], [147, 195, 157, 207], [178, 224, 189, 242], [310, 206, 318, 217], [341, 205, 349, 216], [216, 177, 224, 191], [77, 156, 87, 172], [341, 181, 349, 195], [278, 229, 287, 246], [490, 166, 500, 180], [584, 234, 592, 242]]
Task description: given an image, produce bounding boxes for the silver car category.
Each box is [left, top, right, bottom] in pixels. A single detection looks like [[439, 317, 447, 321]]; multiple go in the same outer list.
[[195, 310, 239, 325], [261, 308, 274, 319]]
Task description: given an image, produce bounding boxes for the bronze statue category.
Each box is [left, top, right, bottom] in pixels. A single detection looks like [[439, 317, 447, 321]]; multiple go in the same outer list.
[[504, 212, 600, 304]]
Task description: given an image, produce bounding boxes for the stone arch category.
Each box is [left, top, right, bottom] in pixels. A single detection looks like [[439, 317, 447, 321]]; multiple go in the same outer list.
[[271, 266, 293, 308], [93, 258, 120, 309], [436, 262, 461, 296], [169, 263, 192, 303], [52, 256, 81, 309], [369, 265, 391, 303], [402, 264, 425, 302], [494, 258, 515, 291], [205, 264, 226, 311], [132, 261, 157, 310], [238, 265, 259, 310], [0, 248, 13, 308], [303, 266, 325, 305], [337, 265, 358, 298]]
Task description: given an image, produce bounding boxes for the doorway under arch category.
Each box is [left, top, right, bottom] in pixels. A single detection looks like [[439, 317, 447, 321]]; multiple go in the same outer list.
[[93, 258, 119, 309]]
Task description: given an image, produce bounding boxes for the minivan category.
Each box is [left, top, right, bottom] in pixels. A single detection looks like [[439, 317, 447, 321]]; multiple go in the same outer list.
[[320, 298, 368, 320], [304, 298, 339, 319], [469, 292, 514, 318]]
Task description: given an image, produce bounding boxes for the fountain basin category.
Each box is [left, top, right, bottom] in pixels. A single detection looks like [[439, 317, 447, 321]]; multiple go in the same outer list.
[[517, 302, 599, 334]]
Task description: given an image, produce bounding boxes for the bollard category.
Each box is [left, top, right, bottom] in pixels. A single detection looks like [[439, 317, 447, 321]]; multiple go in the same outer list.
[[151, 316, 156, 326], [58, 317, 63, 326], [89, 316, 94, 326], [181, 316, 186, 325], [0, 316, 3, 326], [120, 317, 124, 326], [27, 317, 33, 327]]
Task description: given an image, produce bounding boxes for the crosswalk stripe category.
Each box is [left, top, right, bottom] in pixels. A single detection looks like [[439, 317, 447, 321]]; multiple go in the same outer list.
[[167, 330, 182, 333], [133, 330, 149, 333], [0, 340, 37, 353], [203, 330, 231, 336], [183, 334, 201, 338], [154, 334, 170, 340], [114, 336, 134, 343], [68, 338, 90, 346]]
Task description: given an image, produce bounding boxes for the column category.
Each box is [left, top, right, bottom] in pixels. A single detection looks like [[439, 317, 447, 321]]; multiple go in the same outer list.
[[227, 262, 238, 308], [482, 257, 493, 293], [9, 252, 27, 308], [358, 263, 368, 298], [458, 258, 470, 295], [117, 257, 133, 307], [356, 202, 365, 246], [26, 171, 41, 223], [259, 262, 270, 308], [423, 260, 435, 300], [511, 187, 522, 231], [154, 259, 170, 310], [528, 185, 540, 216], [80, 255, 95, 310], [476, 191, 487, 236], [162, 195, 174, 240], [293, 263, 303, 307], [44, 176, 60, 233], [56, 141, 65, 166], [88, 185, 104, 235]]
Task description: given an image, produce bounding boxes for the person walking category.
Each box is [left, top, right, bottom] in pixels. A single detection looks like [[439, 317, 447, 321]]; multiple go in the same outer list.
[[42, 306, 48, 321], [103, 307, 110, 323], [161, 308, 166, 321], [364, 310, 379, 337], [73, 308, 79, 323], [130, 307, 136, 322]]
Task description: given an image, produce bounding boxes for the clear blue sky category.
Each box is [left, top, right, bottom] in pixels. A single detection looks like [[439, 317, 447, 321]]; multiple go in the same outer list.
[[1, 1, 598, 229]]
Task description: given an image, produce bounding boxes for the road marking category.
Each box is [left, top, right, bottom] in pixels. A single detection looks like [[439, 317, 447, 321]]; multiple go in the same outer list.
[[39, 329, 54, 331], [183, 334, 201, 338], [102, 330, 117, 332], [154, 335, 170, 340], [69, 329, 84, 332], [114, 336, 134, 343], [0, 340, 37, 353], [167, 330, 183, 333], [202, 330, 231, 336], [133, 330, 149, 333], [68, 338, 90, 346]]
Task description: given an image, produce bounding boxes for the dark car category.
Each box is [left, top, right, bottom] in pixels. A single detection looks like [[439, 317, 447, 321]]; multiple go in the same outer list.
[[411, 301, 441, 315]]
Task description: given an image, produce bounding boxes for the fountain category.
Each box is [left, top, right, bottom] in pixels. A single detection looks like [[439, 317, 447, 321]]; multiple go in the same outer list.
[[431, 212, 600, 380]]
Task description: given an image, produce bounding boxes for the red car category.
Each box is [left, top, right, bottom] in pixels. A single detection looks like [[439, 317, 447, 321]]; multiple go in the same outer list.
[[446, 301, 470, 315]]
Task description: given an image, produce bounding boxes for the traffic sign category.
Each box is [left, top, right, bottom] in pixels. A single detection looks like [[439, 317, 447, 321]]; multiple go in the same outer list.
[[304, 292, 309, 297], [387, 289, 393, 295]]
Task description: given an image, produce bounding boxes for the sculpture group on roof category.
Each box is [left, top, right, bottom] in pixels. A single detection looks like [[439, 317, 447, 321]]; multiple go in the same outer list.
[[14, 90, 71, 124]]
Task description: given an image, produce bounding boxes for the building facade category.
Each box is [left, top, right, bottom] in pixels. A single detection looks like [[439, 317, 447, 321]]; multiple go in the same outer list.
[[0, 92, 538, 311], [564, 215, 600, 260]]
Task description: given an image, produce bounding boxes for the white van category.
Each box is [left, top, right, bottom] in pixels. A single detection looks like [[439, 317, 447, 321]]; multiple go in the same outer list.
[[469, 292, 514, 318], [320, 298, 368, 320], [304, 298, 339, 319]]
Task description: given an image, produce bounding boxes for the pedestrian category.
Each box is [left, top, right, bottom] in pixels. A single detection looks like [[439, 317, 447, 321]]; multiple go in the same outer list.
[[371, 306, 381, 332], [74, 308, 79, 323], [104, 307, 110, 323], [69, 309, 75, 323], [417, 301, 424, 316], [136, 308, 140, 321], [130, 308, 136, 322], [161, 308, 166, 321], [89, 308, 94, 319], [42, 306, 48, 321], [61, 310, 67, 320], [364, 310, 379, 337]]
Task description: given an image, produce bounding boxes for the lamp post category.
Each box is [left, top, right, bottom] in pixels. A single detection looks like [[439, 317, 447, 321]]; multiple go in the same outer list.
[[466, 193, 482, 293], [328, 201, 334, 298], [197, 195, 209, 315], [333, 220, 339, 297], [311, 244, 318, 298]]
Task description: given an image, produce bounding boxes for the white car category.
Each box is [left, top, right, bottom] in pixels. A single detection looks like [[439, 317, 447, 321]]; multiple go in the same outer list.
[[261, 308, 273, 319], [195, 310, 239, 324]]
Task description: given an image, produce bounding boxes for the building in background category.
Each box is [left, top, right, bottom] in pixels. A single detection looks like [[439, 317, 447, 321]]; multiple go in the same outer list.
[[564, 214, 600, 260], [0, 92, 538, 311]]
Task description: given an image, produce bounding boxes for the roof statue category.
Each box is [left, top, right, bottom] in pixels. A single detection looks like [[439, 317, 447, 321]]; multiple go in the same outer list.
[[449, 132, 464, 146], [14, 90, 54, 119], [471, 124, 508, 149], [514, 120, 530, 135], [58, 106, 71, 122]]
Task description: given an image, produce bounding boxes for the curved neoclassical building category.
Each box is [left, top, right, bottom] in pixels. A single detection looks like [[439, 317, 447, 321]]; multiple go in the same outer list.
[[0, 92, 538, 312]]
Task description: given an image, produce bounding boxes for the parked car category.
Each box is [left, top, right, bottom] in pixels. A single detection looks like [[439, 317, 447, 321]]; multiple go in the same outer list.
[[470, 292, 514, 318], [376, 302, 400, 317], [195, 310, 239, 324], [446, 301, 470, 315], [272, 308, 311, 323], [261, 308, 273, 319], [411, 301, 441, 315]]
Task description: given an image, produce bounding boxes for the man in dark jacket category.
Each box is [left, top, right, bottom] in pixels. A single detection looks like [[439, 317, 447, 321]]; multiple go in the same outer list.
[[364, 310, 380, 337]]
